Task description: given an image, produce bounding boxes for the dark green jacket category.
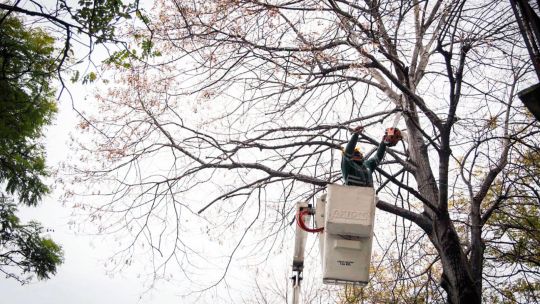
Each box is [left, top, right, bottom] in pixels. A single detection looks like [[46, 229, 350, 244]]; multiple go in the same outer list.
[[341, 133, 387, 187]]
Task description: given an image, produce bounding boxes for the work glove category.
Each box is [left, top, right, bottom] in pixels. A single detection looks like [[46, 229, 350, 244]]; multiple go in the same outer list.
[[351, 126, 364, 134]]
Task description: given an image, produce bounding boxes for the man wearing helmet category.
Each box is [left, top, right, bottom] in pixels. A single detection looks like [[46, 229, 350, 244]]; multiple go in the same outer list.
[[341, 126, 402, 187]]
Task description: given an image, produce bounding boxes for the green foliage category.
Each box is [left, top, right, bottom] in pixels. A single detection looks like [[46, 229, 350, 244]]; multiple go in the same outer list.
[[59, 0, 157, 73], [492, 204, 540, 260], [487, 151, 540, 266], [0, 16, 57, 206], [0, 16, 63, 283], [140, 38, 161, 58], [103, 38, 161, 69], [0, 199, 63, 282], [484, 149, 540, 302], [68, 0, 138, 43], [0, 0, 143, 284], [103, 49, 135, 68]]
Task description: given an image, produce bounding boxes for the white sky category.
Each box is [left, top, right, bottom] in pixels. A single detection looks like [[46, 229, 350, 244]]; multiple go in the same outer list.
[[0, 84, 183, 303], [0, 4, 185, 300], [0, 3, 397, 302], [0, 56, 392, 304], [0, 85, 324, 303]]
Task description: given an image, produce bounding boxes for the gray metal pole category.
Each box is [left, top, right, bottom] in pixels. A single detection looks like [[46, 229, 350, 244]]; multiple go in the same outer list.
[[291, 201, 309, 304], [291, 273, 301, 304]]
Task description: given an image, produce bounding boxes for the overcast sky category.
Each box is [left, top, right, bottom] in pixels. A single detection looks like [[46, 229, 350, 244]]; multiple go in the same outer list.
[[0, 83, 184, 303], [0, 5, 329, 301], [0, 89, 313, 303]]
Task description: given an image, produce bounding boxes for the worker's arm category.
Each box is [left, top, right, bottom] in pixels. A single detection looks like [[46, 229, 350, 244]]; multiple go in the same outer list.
[[341, 134, 358, 181], [344, 133, 359, 156], [342, 127, 363, 182], [344, 126, 363, 156], [364, 141, 388, 173]]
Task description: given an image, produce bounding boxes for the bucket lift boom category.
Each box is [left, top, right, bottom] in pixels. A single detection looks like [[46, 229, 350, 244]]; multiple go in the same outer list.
[[290, 185, 378, 304], [291, 201, 311, 304]]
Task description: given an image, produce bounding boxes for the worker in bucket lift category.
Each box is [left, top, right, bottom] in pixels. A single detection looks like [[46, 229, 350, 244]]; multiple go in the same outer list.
[[341, 126, 402, 187]]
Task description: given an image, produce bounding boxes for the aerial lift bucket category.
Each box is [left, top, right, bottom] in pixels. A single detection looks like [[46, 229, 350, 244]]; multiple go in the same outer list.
[[315, 184, 377, 285]]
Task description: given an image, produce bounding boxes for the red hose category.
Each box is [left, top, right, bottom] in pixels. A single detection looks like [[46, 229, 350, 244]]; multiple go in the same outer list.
[[296, 209, 324, 233]]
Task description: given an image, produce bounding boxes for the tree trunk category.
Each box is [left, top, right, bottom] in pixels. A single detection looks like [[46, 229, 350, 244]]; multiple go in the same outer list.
[[432, 215, 481, 304], [404, 102, 482, 303]]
